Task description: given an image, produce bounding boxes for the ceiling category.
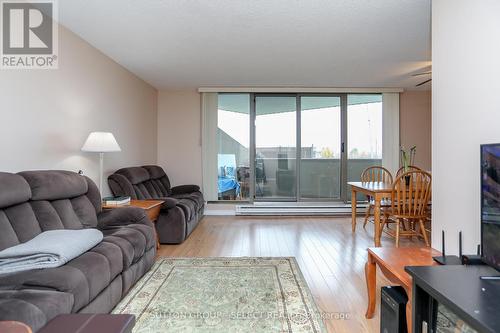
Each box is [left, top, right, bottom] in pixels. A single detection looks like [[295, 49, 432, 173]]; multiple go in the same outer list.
[[58, 0, 431, 90]]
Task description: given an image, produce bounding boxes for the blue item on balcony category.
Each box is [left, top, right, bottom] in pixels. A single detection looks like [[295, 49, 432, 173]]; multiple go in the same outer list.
[[217, 154, 240, 195]]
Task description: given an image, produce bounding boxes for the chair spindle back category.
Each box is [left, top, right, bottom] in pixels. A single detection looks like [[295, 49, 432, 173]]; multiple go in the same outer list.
[[396, 165, 422, 178], [361, 166, 393, 184], [391, 170, 432, 218]]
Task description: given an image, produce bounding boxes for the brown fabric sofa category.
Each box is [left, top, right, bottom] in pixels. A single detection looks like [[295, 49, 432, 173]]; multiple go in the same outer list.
[[0, 170, 156, 332], [108, 165, 204, 244]]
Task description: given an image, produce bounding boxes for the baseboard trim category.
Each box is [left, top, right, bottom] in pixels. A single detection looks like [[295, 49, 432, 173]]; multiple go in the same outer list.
[[204, 210, 236, 216], [205, 203, 368, 216]]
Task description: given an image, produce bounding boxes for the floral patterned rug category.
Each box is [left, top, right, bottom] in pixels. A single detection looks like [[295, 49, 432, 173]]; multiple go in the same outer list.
[[113, 257, 327, 333]]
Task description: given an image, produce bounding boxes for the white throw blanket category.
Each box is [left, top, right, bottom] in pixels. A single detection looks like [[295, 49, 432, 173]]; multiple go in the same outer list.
[[0, 229, 103, 275]]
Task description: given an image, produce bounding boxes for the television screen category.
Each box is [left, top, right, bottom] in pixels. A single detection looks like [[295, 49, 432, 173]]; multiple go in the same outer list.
[[481, 144, 500, 270]]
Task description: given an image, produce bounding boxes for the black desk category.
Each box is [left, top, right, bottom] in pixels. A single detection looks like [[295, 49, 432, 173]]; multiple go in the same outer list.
[[406, 265, 500, 333]]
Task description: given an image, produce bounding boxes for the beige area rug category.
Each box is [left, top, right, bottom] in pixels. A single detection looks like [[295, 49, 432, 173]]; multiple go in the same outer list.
[[113, 257, 327, 332]]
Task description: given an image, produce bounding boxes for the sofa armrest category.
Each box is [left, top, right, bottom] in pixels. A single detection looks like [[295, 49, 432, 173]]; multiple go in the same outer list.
[[0, 290, 74, 333], [162, 197, 178, 209], [170, 185, 200, 195], [97, 207, 153, 229]]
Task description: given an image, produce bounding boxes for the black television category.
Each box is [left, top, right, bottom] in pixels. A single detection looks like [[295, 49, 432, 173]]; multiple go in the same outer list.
[[481, 143, 500, 271]]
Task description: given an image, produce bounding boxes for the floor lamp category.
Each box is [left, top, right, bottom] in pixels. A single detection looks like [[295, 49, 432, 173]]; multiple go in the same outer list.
[[81, 132, 121, 197]]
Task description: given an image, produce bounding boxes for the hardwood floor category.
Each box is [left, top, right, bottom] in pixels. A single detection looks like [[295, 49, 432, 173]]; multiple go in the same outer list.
[[157, 216, 426, 333]]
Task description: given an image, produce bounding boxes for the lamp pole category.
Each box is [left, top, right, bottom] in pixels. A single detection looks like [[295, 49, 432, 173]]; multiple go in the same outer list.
[[99, 152, 104, 197]]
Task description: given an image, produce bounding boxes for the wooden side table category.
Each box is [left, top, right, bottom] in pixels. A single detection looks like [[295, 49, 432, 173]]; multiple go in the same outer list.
[[0, 321, 32, 333], [103, 199, 164, 249], [365, 246, 440, 333]]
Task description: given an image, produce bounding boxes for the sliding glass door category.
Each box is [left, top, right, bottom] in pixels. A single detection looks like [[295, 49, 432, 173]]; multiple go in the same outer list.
[[217, 94, 251, 200], [299, 96, 342, 200], [347, 95, 383, 201], [253, 95, 344, 201], [254, 95, 297, 200], [216, 93, 382, 203]]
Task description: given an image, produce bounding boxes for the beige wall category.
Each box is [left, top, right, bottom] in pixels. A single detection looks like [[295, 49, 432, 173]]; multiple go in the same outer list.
[[157, 90, 203, 187], [0, 25, 158, 196], [432, 0, 500, 254], [399, 90, 432, 171]]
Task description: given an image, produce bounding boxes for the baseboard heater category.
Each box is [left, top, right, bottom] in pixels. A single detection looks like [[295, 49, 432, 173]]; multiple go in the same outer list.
[[235, 204, 368, 216]]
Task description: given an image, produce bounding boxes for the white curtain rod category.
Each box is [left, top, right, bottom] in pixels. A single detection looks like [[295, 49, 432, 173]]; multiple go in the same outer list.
[[198, 87, 404, 93]]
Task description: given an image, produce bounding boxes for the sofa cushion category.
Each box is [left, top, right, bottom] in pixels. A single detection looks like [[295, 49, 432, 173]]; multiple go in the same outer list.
[[30, 201, 72, 231], [126, 224, 156, 251], [141, 180, 165, 198], [116, 167, 150, 185], [101, 225, 154, 268], [108, 174, 137, 200], [174, 198, 196, 221], [19, 171, 88, 201], [143, 165, 171, 195], [172, 192, 205, 210], [102, 235, 134, 270], [64, 252, 113, 311], [0, 248, 120, 312], [132, 183, 153, 199], [151, 179, 170, 196], [142, 165, 166, 179], [69, 195, 99, 228], [84, 176, 102, 214], [89, 241, 124, 283], [0, 289, 73, 333], [0, 211, 20, 251], [4, 203, 42, 245], [0, 173, 31, 209]]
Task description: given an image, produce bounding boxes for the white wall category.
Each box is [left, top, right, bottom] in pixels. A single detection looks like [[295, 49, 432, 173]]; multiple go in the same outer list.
[[432, 0, 500, 254], [157, 90, 203, 187], [0, 25, 158, 196]]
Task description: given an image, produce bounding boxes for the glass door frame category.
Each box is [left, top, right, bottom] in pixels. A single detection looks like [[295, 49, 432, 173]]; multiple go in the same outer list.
[[297, 93, 347, 202], [251, 93, 299, 202], [249, 93, 349, 203]]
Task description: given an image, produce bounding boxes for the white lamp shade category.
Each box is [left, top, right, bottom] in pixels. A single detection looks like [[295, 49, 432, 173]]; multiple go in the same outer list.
[[81, 132, 121, 152]]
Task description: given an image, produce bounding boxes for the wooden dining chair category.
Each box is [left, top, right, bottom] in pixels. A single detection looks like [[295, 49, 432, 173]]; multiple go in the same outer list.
[[395, 165, 421, 178], [385, 170, 431, 247], [360, 166, 393, 228]]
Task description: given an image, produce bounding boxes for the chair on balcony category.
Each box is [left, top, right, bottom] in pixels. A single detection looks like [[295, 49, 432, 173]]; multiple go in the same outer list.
[[237, 166, 250, 199], [255, 157, 266, 197], [361, 166, 393, 229], [217, 154, 240, 200]]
